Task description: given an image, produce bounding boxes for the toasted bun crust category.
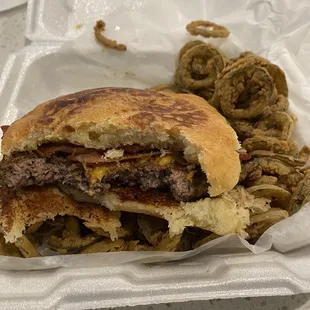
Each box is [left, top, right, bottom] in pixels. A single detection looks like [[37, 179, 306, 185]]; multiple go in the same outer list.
[[0, 187, 121, 243], [61, 185, 271, 238], [2, 87, 240, 196], [100, 187, 271, 237]]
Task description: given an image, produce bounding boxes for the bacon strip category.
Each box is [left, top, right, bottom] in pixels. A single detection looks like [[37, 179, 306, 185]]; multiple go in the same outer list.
[[37, 143, 98, 157], [36, 143, 167, 165], [70, 151, 163, 164]]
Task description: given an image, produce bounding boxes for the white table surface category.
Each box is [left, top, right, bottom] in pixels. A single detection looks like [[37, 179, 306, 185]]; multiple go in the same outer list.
[[1, 4, 310, 310]]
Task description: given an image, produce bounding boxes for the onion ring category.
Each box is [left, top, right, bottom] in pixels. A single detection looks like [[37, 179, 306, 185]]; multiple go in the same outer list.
[[80, 239, 126, 253], [231, 51, 255, 62], [246, 208, 288, 240], [264, 63, 288, 97], [247, 175, 278, 186], [250, 150, 307, 167], [243, 136, 290, 154], [249, 208, 289, 225], [229, 119, 256, 139], [215, 64, 274, 119], [0, 234, 22, 257], [126, 240, 153, 251], [253, 157, 295, 175], [156, 231, 191, 252], [239, 161, 262, 182], [224, 55, 288, 97], [263, 95, 289, 115], [186, 20, 230, 38], [179, 40, 205, 60], [26, 221, 43, 234], [137, 214, 168, 246], [175, 43, 227, 90], [197, 88, 215, 103], [14, 235, 41, 258], [298, 146, 310, 163], [194, 233, 220, 249], [247, 184, 291, 206], [230, 111, 294, 141], [47, 233, 102, 254], [277, 172, 304, 192], [62, 216, 81, 238], [288, 174, 310, 215], [255, 112, 294, 140], [246, 222, 273, 240], [208, 91, 222, 109], [240, 156, 296, 184], [288, 140, 299, 156]]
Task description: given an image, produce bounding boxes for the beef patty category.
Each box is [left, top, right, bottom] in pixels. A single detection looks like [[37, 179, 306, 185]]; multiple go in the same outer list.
[[0, 152, 209, 202]]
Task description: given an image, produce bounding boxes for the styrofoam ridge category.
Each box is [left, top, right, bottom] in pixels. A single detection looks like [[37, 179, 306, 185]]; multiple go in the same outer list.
[[25, 0, 151, 42], [26, 0, 71, 41], [0, 43, 62, 125], [0, 248, 310, 309]]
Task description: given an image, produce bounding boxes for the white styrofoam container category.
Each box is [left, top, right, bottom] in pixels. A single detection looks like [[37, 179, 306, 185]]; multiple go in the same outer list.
[[0, 240, 310, 309], [1, 0, 310, 309], [25, 0, 150, 42]]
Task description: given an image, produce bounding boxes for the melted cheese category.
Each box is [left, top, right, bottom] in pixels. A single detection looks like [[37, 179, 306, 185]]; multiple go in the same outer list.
[[87, 155, 175, 184], [186, 170, 196, 181], [89, 166, 111, 184], [154, 155, 174, 166]]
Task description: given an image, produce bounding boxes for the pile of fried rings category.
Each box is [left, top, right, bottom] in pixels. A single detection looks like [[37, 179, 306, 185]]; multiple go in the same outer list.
[[0, 214, 204, 257], [150, 20, 310, 242]]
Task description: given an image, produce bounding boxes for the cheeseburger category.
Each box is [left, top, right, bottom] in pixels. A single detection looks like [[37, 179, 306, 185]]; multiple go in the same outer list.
[[0, 87, 268, 248]]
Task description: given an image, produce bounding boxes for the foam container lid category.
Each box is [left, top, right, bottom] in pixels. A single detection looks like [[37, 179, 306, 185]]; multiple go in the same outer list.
[[25, 0, 152, 42], [2, 247, 310, 309], [1, 0, 310, 308]]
